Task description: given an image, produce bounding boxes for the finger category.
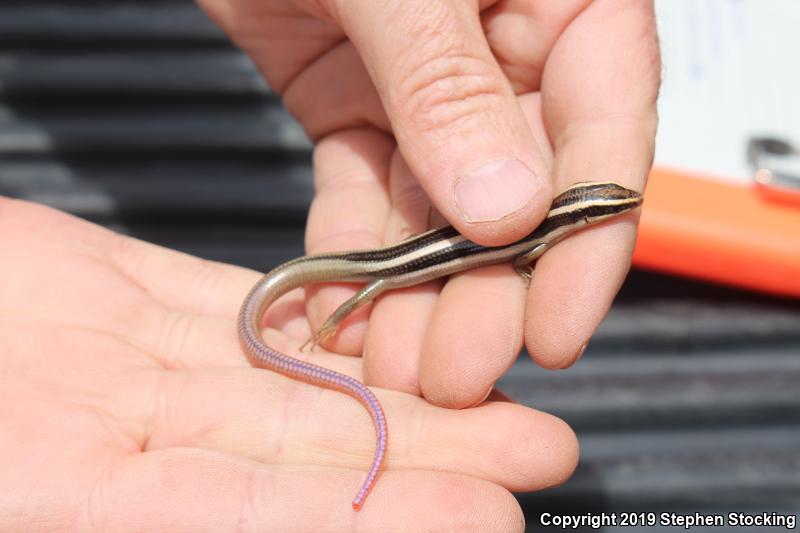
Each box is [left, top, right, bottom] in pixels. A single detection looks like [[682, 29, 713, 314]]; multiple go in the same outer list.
[[362, 152, 441, 395], [485, 388, 518, 403], [195, 0, 343, 93], [412, 92, 551, 408], [304, 129, 395, 355], [525, 0, 660, 369], [86, 448, 524, 532], [363, 282, 440, 396], [481, 0, 591, 93], [332, 0, 553, 245], [419, 264, 526, 408], [145, 367, 578, 493], [109, 233, 260, 318], [199, 0, 393, 138], [282, 40, 392, 139]]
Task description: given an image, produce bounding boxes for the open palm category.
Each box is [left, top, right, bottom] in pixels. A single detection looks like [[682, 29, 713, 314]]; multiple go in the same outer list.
[[0, 196, 577, 532]]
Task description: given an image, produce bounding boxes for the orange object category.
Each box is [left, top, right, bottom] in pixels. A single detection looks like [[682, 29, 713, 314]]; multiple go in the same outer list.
[[754, 168, 800, 208], [632, 167, 800, 298]]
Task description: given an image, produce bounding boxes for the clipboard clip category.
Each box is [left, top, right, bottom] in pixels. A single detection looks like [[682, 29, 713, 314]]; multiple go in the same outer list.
[[747, 136, 800, 206]]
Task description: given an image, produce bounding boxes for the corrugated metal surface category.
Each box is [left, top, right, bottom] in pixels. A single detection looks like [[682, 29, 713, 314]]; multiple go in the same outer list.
[[2, 2, 798, 530]]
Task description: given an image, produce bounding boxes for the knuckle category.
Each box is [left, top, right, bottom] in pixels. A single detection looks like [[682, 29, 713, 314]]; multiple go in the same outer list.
[[387, 5, 507, 134], [394, 51, 507, 134]]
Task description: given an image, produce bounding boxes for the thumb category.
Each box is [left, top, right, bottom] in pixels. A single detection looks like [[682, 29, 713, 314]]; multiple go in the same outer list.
[[331, 0, 552, 245]]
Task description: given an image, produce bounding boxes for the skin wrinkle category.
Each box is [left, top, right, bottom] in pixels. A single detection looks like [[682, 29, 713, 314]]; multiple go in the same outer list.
[[313, 165, 388, 196], [483, 17, 547, 91], [142, 370, 217, 452], [482, 0, 593, 92], [553, 121, 656, 190], [219, 370, 294, 458], [81, 462, 112, 531], [110, 254, 203, 354], [34, 406, 130, 529], [185, 259, 229, 316], [409, 78, 508, 137], [109, 235, 154, 295], [552, 112, 658, 155], [208, 3, 343, 87], [383, 4, 502, 108], [372, 1, 468, 63], [236, 464, 263, 533], [85, 264, 169, 348], [149, 370, 185, 452], [383, 190, 430, 238], [311, 128, 394, 192], [53, 392, 138, 453], [302, 0, 343, 24], [396, 46, 498, 106], [151, 310, 194, 371], [233, 374, 294, 462], [396, 59, 508, 135], [168, 259, 225, 317], [284, 42, 393, 141], [80, 442, 153, 529], [306, 229, 384, 256], [282, 35, 349, 110], [399, 397, 429, 470], [490, 51, 540, 95], [85, 401, 143, 455], [118, 306, 177, 369], [109, 235, 252, 324], [385, 152, 433, 232], [13, 404, 67, 497], [7, 319, 163, 386]]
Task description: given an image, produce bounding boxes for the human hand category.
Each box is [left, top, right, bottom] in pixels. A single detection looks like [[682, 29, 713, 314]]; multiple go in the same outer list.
[[0, 197, 577, 531], [196, 0, 661, 406]]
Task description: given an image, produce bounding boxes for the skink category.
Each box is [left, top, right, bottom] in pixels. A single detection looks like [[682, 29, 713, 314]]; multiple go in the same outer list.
[[238, 181, 642, 511]]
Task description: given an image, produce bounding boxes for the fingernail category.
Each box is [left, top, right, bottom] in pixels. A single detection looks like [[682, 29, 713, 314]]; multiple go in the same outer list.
[[575, 343, 587, 363], [455, 159, 541, 223]]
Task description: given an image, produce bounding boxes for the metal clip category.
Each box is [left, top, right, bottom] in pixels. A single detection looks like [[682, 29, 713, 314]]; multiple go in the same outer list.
[[747, 137, 800, 206]]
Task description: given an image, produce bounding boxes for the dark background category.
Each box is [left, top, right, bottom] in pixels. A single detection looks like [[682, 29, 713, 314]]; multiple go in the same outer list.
[[1, 2, 798, 531]]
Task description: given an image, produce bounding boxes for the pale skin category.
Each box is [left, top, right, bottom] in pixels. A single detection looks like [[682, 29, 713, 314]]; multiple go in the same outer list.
[[195, 0, 661, 406], [1, 0, 660, 529], [0, 197, 577, 531]]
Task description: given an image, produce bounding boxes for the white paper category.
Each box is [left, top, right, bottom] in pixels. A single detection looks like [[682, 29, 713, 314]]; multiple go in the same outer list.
[[654, 0, 800, 183]]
